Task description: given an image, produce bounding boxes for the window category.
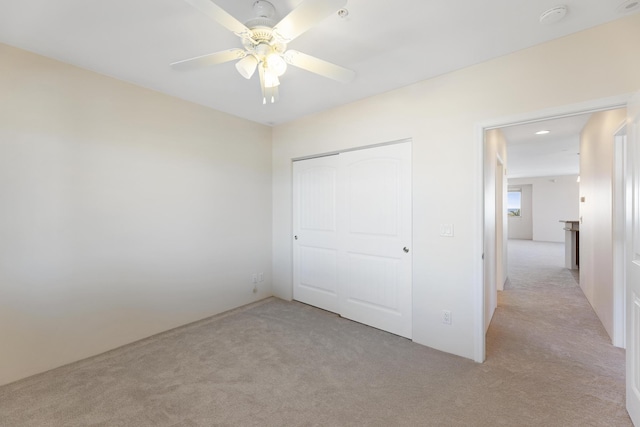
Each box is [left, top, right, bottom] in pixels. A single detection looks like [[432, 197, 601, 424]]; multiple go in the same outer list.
[[508, 188, 522, 217]]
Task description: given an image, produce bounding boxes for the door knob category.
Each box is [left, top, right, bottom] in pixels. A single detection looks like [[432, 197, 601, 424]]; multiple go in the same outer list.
[[403, 247, 409, 253]]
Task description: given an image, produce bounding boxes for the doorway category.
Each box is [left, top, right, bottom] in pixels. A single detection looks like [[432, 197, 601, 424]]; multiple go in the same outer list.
[[476, 95, 631, 363]]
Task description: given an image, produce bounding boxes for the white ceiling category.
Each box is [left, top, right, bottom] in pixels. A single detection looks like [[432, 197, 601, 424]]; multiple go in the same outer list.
[[0, 0, 637, 125], [502, 114, 593, 179]]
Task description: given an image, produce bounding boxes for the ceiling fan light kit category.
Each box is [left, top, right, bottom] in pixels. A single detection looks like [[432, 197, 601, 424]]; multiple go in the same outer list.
[[173, 0, 355, 104], [235, 55, 259, 79]]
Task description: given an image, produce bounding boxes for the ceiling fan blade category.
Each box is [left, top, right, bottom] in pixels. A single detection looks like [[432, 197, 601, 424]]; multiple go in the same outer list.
[[284, 50, 355, 83], [171, 49, 246, 71], [273, 0, 346, 42], [183, 0, 252, 38]]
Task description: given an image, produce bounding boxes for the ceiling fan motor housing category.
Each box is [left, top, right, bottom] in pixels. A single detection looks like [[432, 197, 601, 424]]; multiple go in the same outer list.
[[244, 18, 277, 38]]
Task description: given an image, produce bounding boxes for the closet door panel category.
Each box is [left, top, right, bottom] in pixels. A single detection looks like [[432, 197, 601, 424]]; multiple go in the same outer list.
[[293, 155, 339, 313], [339, 143, 412, 338]]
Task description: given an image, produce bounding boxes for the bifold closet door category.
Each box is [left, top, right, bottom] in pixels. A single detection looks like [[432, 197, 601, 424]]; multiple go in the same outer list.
[[293, 143, 412, 338]]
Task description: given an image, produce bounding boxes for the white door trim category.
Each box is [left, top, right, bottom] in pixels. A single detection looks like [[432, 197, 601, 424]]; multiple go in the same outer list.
[[495, 154, 506, 294], [613, 124, 628, 348], [473, 92, 634, 363]]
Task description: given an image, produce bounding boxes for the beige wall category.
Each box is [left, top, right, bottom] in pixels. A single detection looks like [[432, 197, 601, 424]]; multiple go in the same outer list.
[[580, 108, 627, 340], [272, 13, 640, 360], [0, 44, 273, 386]]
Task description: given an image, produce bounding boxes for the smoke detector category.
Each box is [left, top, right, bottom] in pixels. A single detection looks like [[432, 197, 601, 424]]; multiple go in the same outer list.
[[539, 6, 568, 25]]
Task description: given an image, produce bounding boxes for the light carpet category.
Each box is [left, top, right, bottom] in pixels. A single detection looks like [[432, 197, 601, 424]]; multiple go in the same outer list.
[[0, 239, 630, 426]]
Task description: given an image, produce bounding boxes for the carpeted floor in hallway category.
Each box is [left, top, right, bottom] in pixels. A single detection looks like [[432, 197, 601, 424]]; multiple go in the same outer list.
[[0, 239, 630, 426]]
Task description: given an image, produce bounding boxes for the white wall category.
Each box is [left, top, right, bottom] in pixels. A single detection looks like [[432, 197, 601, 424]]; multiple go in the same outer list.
[[272, 13, 640, 361], [484, 129, 507, 330], [533, 176, 580, 242], [580, 108, 627, 340], [0, 44, 273, 386], [508, 176, 579, 242], [507, 184, 533, 240]]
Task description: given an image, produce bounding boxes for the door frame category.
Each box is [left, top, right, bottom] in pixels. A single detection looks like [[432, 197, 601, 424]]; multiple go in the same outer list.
[[292, 138, 412, 162], [613, 124, 628, 348], [473, 93, 632, 363], [496, 155, 506, 294]]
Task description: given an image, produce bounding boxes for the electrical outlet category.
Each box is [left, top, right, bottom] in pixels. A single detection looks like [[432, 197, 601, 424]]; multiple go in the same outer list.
[[442, 310, 452, 325], [252, 273, 258, 284], [258, 272, 264, 282], [439, 224, 454, 237]]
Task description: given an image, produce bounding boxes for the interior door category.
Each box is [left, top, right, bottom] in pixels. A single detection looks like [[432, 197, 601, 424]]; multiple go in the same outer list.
[[293, 155, 340, 313], [339, 143, 412, 338], [626, 91, 640, 424]]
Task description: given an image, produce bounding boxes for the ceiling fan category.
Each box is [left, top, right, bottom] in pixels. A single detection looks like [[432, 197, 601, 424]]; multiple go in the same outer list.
[[172, 0, 356, 104]]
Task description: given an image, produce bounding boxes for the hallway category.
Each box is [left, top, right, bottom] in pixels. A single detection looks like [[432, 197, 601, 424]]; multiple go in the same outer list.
[[486, 239, 630, 424]]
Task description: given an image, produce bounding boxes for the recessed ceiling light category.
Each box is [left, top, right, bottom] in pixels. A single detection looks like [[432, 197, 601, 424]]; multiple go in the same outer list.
[[536, 130, 551, 135], [617, 0, 640, 13], [540, 6, 568, 25]]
